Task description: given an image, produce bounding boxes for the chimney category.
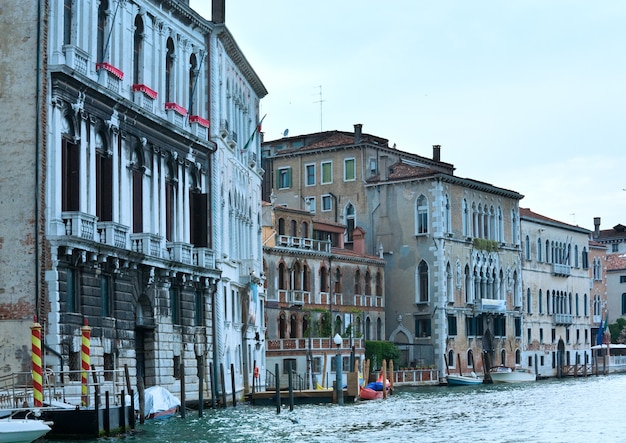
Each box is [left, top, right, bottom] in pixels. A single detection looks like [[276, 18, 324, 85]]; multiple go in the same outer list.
[[594, 217, 601, 238], [433, 145, 441, 162], [354, 124, 363, 144], [212, 0, 225, 24], [352, 227, 366, 255]]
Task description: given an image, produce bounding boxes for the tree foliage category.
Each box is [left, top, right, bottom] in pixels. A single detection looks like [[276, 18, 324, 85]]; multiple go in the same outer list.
[[609, 318, 626, 344], [365, 340, 400, 370]]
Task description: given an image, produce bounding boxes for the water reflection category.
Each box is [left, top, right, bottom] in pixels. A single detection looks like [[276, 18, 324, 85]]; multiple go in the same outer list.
[[46, 374, 626, 443]]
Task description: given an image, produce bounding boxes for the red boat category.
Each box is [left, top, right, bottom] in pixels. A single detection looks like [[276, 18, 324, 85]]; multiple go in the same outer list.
[[359, 377, 390, 401]]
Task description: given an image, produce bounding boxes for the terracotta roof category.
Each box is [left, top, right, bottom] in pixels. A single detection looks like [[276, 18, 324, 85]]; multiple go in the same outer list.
[[330, 246, 384, 262], [595, 224, 626, 241], [520, 208, 589, 232], [606, 253, 626, 271], [302, 133, 357, 150]]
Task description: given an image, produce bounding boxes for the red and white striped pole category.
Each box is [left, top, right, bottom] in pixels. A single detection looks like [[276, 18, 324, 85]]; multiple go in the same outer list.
[[81, 319, 91, 407], [31, 316, 43, 407]]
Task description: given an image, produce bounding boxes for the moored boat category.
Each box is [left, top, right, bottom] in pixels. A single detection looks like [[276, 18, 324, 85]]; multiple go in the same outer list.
[[489, 366, 536, 383], [134, 386, 180, 419], [0, 418, 51, 443], [446, 373, 483, 386], [359, 378, 390, 401]]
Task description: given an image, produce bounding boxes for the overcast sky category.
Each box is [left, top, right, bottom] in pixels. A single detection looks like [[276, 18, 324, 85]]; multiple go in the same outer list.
[[190, 1, 626, 231]]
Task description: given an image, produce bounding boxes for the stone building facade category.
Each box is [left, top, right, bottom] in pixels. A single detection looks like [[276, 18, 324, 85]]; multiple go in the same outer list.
[[262, 205, 385, 388], [0, 0, 266, 402], [262, 126, 525, 377], [520, 208, 594, 377]]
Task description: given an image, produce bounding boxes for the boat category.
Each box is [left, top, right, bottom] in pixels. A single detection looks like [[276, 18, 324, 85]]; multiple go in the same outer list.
[[446, 372, 483, 386], [359, 378, 390, 401], [134, 386, 180, 419], [489, 366, 536, 383], [0, 418, 51, 443]]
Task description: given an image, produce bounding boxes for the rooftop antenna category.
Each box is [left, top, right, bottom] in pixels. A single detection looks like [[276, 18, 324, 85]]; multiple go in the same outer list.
[[313, 85, 325, 132]]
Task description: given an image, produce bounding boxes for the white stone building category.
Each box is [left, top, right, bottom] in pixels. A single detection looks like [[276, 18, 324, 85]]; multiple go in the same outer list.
[[520, 208, 593, 377]]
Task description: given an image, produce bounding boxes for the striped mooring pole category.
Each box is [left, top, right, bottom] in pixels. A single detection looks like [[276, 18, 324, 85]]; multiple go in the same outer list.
[[31, 316, 43, 407], [81, 319, 91, 407]]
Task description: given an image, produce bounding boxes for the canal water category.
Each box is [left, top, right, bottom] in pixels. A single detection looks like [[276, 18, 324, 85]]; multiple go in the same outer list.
[[45, 374, 626, 443]]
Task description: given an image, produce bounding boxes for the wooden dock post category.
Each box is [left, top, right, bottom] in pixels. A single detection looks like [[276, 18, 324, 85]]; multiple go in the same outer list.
[[220, 364, 227, 408], [209, 362, 216, 408], [382, 359, 387, 399], [138, 377, 145, 424], [198, 358, 204, 417], [388, 359, 394, 394], [275, 363, 281, 414], [288, 361, 294, 411], [180, 361, 186, 418], [104, 391, 110, 436], [230, 363, 236, 407]]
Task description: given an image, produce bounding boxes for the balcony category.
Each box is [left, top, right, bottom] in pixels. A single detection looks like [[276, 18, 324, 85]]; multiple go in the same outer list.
[[287, 290, 307, 305], [554, 313, 573, 325], [63, 45, 89, 76], [478, 298, 507, 313], [62, 212, 97, 241], [95, 62, 123, 94], [130, 233, 163, 258], [167, 242, 193, 265], [277, 235, 330, 252], [227, 131, 238, 148], [267, 337, 364, 352], [97, 221, 129, 249], [219, 119, 229, 138], [189, 115, 210, 139], [248, 151, 257, 168], [193, 248, 215, 269], [553, 263, 571, 276], [164, 102, 187, 128], [132, 84, 157, 113]]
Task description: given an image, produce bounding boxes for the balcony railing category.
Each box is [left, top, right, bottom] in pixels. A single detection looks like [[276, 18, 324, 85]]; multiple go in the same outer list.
[[553, 263, 571, 276], [267, 337, 364, 352], [193, 248, 215, 269], [189, 115, 210, 139], [287, 290, 307, 305], [167, 242, 193, 265], [554, 313, 573, 325], [130, 233, 163, 258], [63, 45, 89, 76], [132, 84, 157, 113], [61, 212, 97, 241], [277, 235, 331, 252], [97, 221, 129, 249], [478, 298, 507, 313], [96, 63, 123, 94], [165, 102, 187, 128]]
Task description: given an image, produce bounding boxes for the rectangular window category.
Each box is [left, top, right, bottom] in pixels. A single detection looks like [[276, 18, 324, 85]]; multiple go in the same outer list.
[[96, 152, 113, 222], [620, 276, 626, 283], [344, 158, 356, 181], [321, 161, 332, 184], [170, 287, 181, 325], [369, 158, 377, 173], [190, 191, 208, 247], [447, 315, 457, 336], [540, 328, 544, 343], [415, 317, 431, 338], [306, 196, 316, 213], [514, 318, 521, 337], [104, 352, 114, 381], [494, 317, 506, 337], [551, 328, 556, 343], [195, 289, 204, 326], [62, 139, 80, 212], [277, 167, 292, 189], [283, 358, 297, 374], [132, 169, 143, 233], [100, 274, 111, 317], [312, 357, 322, 373], [66, 267, 80, 313], [305, 164, 316, 186], [527, 328, 531, 342], [321, 195, 332, 212], [613, 244, 619, 253]]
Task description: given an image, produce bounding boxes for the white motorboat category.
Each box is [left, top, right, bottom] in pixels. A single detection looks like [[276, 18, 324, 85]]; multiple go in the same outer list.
[[0, 418, 51, 443], [489, 366, 536, 383]]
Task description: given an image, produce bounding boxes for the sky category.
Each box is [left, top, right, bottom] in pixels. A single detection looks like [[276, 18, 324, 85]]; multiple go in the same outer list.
[[190, 1, 626, 231]]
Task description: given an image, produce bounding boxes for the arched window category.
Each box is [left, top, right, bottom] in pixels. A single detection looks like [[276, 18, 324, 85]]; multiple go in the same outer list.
[[320, 266, 328, 293], [345, 203, 356, 242], [446, 262, 453, 303], [64, 0, 73, 46], [303, 264, 310, 292], [130, 148, 143, 233], [303, 315, 310, 337], [364, 271, 372, 295], [464, 265, 472, 304], [538, 289, 543, 314], [526, 288, 531, 314], [574, 245, 579, 267], [376, 272, 383, 297], [448, 350, 455, 368], [334, 315, 342, 335], [334, 267, 342, 294], [467, 349, 474, 368], [444, 195, 451, 234], [188, 52, 198, 115], [278, 263, 287, 290], [290, 314, 297, 338], [293, 262, 301, 290], [582, 247, 589, 269], [165, 37, 175, 102], [537, 238, 542, 262], [301, 221, 309, 238], [376, 318, 382, 340], [525, 235, 531, 260], [500, 349, 506, 365], [133, 15, 144, 85], [95, 132, 112, 222], [354, 269, 361, 294], [515, 349, 521, 365], [365, 317, 371, 340], [278, 218, 285, 235], [415, 195, 428, 235], [279, 314, 286, 339], [290, 219, 297, 237], [165, 161, 176, 241], [584, 294, 588, 316], [417, 261, 429, 303], [462, 199, 469, 237], [97, 0, 109, 63]]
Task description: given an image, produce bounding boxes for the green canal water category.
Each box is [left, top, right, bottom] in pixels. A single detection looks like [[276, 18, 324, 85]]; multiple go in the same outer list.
[[45, 374, 626, 442]]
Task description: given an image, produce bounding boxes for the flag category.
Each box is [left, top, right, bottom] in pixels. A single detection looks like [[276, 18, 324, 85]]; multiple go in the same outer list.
[[242, 114, 266, 150], [596, 318, 603, 346]]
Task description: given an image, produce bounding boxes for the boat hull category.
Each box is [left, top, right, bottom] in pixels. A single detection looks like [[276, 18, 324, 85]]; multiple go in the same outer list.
[[490, 369, 536, 383], [446, 374, 483, 386], [359, 387, 384, 400], [0, 419, 51, 443]]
